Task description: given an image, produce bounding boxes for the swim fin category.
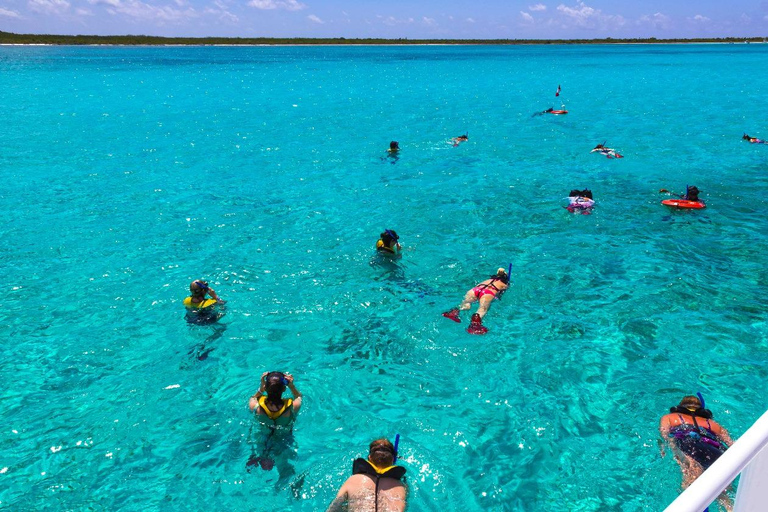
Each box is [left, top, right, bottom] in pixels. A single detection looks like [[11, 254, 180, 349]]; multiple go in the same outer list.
[[442, 308, 461, 323], [467, 313, 488, 335]]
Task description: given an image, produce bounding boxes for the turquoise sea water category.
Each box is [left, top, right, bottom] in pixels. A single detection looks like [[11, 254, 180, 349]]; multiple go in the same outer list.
[[1, 44, 767, 511]]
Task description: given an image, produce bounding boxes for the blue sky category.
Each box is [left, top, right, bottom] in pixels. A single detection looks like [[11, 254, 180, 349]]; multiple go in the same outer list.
[[2, 0, 768, 38]]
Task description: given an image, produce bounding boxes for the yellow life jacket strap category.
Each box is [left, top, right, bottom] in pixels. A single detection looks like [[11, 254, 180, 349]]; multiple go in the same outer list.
[[258, 396, 293, 420], [367, 460, 397, 475], [184, 297, 217, 309]]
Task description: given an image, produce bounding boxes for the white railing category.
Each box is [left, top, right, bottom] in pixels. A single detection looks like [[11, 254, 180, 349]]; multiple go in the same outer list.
[[663, 408, 768, 512]]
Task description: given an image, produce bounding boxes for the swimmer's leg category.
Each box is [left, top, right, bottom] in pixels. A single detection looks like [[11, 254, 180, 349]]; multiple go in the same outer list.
[[459, 290, 477, 311], [476, 295, 494, 319]]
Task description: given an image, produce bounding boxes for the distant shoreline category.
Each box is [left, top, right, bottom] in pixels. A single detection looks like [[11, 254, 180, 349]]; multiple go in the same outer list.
[[1, 31, 767, 46]]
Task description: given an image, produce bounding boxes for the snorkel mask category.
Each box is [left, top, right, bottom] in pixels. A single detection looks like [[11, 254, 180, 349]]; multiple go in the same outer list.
[[266, 371, 288, 387]]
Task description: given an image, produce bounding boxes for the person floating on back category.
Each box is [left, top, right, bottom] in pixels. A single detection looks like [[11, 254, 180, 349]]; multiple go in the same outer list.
[[591, 142, 623, 159], [566, 189, 595, 215], [442, 267, 510, 334], [326, 438, 407, 512], [184, 279, 225, 324], [376, 229, 401, 256], [659, 394, 733, 511], [743, 133, 767, 144]]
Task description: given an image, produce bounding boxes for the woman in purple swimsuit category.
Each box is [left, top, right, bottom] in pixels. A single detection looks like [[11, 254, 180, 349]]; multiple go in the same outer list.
[[659, 395, 734, 510]]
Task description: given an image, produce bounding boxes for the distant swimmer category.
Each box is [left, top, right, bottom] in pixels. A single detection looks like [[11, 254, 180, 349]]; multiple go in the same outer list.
[[376, 229, 402, 256], [247, 371, 303, 471], [660, 186, 701, 201], [659, 394, 733, 510], [591, 142, 623, 159], [383, 141, 400, 164], [450, 133, 468, 147], [326, 438, 407, 512], [743, 133, 767, 144], [660, 186, 705, 209], [184, 279, 225, 325], [565, 189, 595, 215], [442, 266, 510, 334]]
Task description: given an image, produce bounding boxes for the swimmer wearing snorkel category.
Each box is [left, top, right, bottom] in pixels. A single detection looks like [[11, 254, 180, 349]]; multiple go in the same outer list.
[[183, 279, 225, 324], [659, 394, 733, 511], [376, 229, 401, 256], [743, 133, 767, 144], [591, 142, 623, 159], [566, 189, 595, 214], [660, 186, 701, 202], [383, 141, 400, 164], [450, 133, 468, 147], [247, 371, 303, 472], [327, 438, 407, 512], [442, 267, 510, 334]]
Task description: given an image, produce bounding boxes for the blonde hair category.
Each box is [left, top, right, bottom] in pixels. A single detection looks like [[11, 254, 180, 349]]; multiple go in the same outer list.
[[679, 395, 702, 411]]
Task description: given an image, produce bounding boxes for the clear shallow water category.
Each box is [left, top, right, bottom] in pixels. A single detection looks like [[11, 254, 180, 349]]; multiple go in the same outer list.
[[1, 44, 767, 511]]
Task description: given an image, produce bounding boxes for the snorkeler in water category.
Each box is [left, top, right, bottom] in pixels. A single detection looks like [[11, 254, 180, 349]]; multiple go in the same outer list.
[[442, 267, 510, 334], [326, 438, 407, 512], [450, 133, 468, 147], [743, 133, 767, 144], [565, 189, 595, 214], [659, 394, 733, 511], [382, 141, 400, 164], [660, 186, 701, 202], [591, 142, 623, 159], [247, 371, 303, 472], [376, 229, 401, 256], [184, 279, 225, 324]]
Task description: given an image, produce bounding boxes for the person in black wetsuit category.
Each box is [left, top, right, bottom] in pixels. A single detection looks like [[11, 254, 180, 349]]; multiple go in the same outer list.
[[659, 395, 734, 510]]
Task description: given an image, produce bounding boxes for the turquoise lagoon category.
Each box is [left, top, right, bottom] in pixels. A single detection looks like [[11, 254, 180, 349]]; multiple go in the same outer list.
[[1, 43, 767, 510]]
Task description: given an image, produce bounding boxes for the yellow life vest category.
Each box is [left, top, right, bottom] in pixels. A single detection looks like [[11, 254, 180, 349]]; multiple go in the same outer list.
[[183, 297, 217, 309], [352, 458, 406, 480], [376, 240, 397, 254], [258, 396, 293, 421]]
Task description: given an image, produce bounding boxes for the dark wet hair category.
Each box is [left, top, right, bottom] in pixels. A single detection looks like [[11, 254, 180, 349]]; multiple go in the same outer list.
[[380, 229, 399, 245], [569, 189, 592, 199], [265, 372, 286, 395], [369, 438, 396, 467], [390, 141, 399, 150]]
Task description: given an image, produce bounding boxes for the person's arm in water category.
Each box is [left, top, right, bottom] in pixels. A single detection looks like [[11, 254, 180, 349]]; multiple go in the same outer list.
[[285, 373, 303, 414], [326, 477, 353, 512], [248, 372, 269, 412], [710, 420, 734, 446], [658, 415, 676, 457], [207, 285, 223, 303], [377, 240, 399, 254]]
